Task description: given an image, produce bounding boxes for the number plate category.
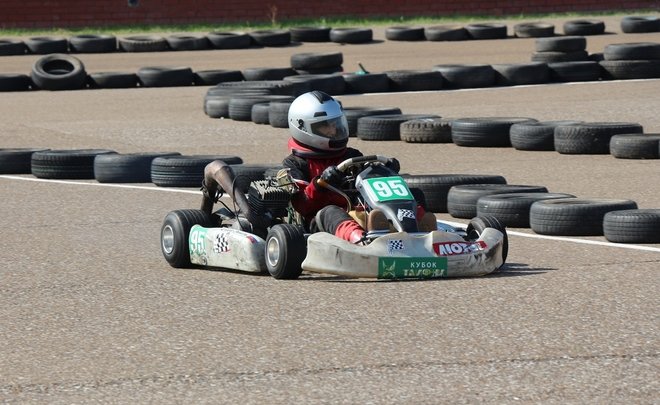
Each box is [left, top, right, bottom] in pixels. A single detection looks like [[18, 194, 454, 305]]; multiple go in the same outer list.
[[363, 176, 414, 202]]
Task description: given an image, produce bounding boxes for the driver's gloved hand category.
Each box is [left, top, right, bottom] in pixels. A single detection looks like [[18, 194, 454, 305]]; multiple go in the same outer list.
[[386, 157, 400, 173], [319, 165, 343, 187]]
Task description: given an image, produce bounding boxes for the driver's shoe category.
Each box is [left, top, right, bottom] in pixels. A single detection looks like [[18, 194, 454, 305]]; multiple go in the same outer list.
[[367, 209, 390, 231], [417, 212, 437, 232]]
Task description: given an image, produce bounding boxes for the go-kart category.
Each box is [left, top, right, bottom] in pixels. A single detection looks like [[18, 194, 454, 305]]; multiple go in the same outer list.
[[160, 155, 508, 279]]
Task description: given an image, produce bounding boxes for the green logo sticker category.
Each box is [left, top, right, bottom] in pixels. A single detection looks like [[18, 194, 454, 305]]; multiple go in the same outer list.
[[364, 176, 414, 202], [189, 226, 208, 255], [378, 257, 448, 279]]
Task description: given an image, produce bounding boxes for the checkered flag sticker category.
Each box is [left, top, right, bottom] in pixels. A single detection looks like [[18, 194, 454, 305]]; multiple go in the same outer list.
[[397, 208, 416, 221], [388, 239, 405, 254], [213, 233, 230, 253]]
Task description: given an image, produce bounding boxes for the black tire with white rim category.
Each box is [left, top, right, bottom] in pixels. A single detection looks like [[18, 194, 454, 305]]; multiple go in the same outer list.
[[476, 192, 577, 228], [530, 198, 638, 236], [161, 209, 216, 268], [603, 209, 660, 243], [447, 184, 549, 219], [265, 224, 307, 279]]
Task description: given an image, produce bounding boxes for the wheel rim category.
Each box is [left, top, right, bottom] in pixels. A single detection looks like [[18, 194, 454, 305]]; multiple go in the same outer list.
[[162, 224, 175, 254], [266, 237, 281, 268]]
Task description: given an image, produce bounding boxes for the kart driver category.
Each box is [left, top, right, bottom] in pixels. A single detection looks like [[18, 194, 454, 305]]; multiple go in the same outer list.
[[282, 90, 436, 244]]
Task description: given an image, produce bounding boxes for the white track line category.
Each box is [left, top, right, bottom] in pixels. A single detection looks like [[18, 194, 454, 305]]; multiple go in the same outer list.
[[2, 175, 659, 253]]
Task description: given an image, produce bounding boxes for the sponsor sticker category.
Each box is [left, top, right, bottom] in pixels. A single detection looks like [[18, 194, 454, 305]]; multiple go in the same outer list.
[[378, 257, 448, 279], [433, 241, 487, 256]]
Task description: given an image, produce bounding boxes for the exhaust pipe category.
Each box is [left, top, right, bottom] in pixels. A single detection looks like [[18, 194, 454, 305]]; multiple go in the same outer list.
[[202, 160, 264, 227]]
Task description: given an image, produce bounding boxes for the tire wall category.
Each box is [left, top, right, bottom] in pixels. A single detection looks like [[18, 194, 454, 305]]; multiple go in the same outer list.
[[3, 0, 657, 28]]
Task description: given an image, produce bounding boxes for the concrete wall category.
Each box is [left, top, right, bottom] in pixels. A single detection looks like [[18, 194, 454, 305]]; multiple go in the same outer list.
[[1, 0, 658, 28]]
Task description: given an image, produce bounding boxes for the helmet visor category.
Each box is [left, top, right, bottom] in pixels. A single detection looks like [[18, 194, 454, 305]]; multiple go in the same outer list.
[[309, 116, 348, 139]]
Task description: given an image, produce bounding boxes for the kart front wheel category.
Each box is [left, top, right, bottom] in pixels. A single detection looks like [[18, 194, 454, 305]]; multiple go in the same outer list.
[[265, 224, 306, 279], [161, 209, 214, 268], [466, 215, 508, 268]]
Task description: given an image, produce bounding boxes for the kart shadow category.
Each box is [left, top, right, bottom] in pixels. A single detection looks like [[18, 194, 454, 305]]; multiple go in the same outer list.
[[305, 262, 553, 282]]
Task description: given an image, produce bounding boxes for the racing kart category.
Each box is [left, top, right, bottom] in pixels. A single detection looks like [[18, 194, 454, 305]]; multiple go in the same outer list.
[[160, 155, 508, 279]]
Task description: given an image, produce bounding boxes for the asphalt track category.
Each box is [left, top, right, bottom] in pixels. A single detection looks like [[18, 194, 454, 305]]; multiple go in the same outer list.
[[1, 15, 659, 403]]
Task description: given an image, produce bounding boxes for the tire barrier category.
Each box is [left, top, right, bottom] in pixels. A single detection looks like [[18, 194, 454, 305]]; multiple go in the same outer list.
[[31, 149, 116, 179], [447, 184, 549, 219], [151, 155, 243, 187]]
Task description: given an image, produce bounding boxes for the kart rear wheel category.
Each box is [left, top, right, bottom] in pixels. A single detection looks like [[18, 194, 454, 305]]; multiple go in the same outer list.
[[265, 224, 306, 279], [161, 209, 214, 268], [466, 215, 508, 268]]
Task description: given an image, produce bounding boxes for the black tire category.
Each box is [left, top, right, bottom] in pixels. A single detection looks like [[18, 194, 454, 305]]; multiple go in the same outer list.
[[401, 174, 507, 213], [476, 192, 576, 228], [30, 54, 87, 91], [290, 26, 331, 42], [492, 63, 550, 86], [94, 152, 180, 183], [603, 209, 660, 243], [385, 70, 443, 92], [268, 100, 293, 128], [87, 72, 138, 89], [530, 198, 638, 236], [400, 118, 452, 143], [68, 34, 117, 53], [165, 35, 209, 51], [118, 35, 169, 52], [229, 95, 293, 121], [31, 149, 116, 179], [620, 16, 660, 33], [554, 122, 644, 155], [265, 224, 306, 279], [385, 26, 425, 41], [212, 80, 295, 96], [432, 64, 495, 89], [599, 60, 660, 80], [161, 209, 215, 268], [0, 148, 49, 174], [447, 184, 549, 219], [206, 32, 251, 49], [424, 25, 469, 41], [151, 155, 243, 187], [283, 74, 345, 96], [465, 23, 508, 40], [604, 42, 660, 61], [249, 30, 291, 47], [342, 73, 390, 94], [0, 39, 27, 56], [510, 120, 583, 151], [357, 114, 439, 141], [531, 50, 589, 63], [251, 102, 271, 125], [290, 52, 343, 70], [25, 36, 68, 54], [0, 74, 32, 92], [535, 36, 587, 52], [609, 134, 660, 159], [242, 67, 297, 81], [329, 28, 373, 44], [563, 19, 606, 36], [466, 215, 508, 268], [344, 107, 402, 137], [514, 22, 555, 38], [548, 61, 601, 82], [137, 66, 194, 87], [194, 69, 244, 86], [451, 117, 538, 148]]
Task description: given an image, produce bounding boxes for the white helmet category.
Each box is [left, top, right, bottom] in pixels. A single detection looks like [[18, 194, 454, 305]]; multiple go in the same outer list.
[[288, 91, 349, 152]]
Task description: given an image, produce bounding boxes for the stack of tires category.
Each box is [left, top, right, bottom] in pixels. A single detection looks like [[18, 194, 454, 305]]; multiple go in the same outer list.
[[599, 42, 660, 80], [532, 36, 602, 82]]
